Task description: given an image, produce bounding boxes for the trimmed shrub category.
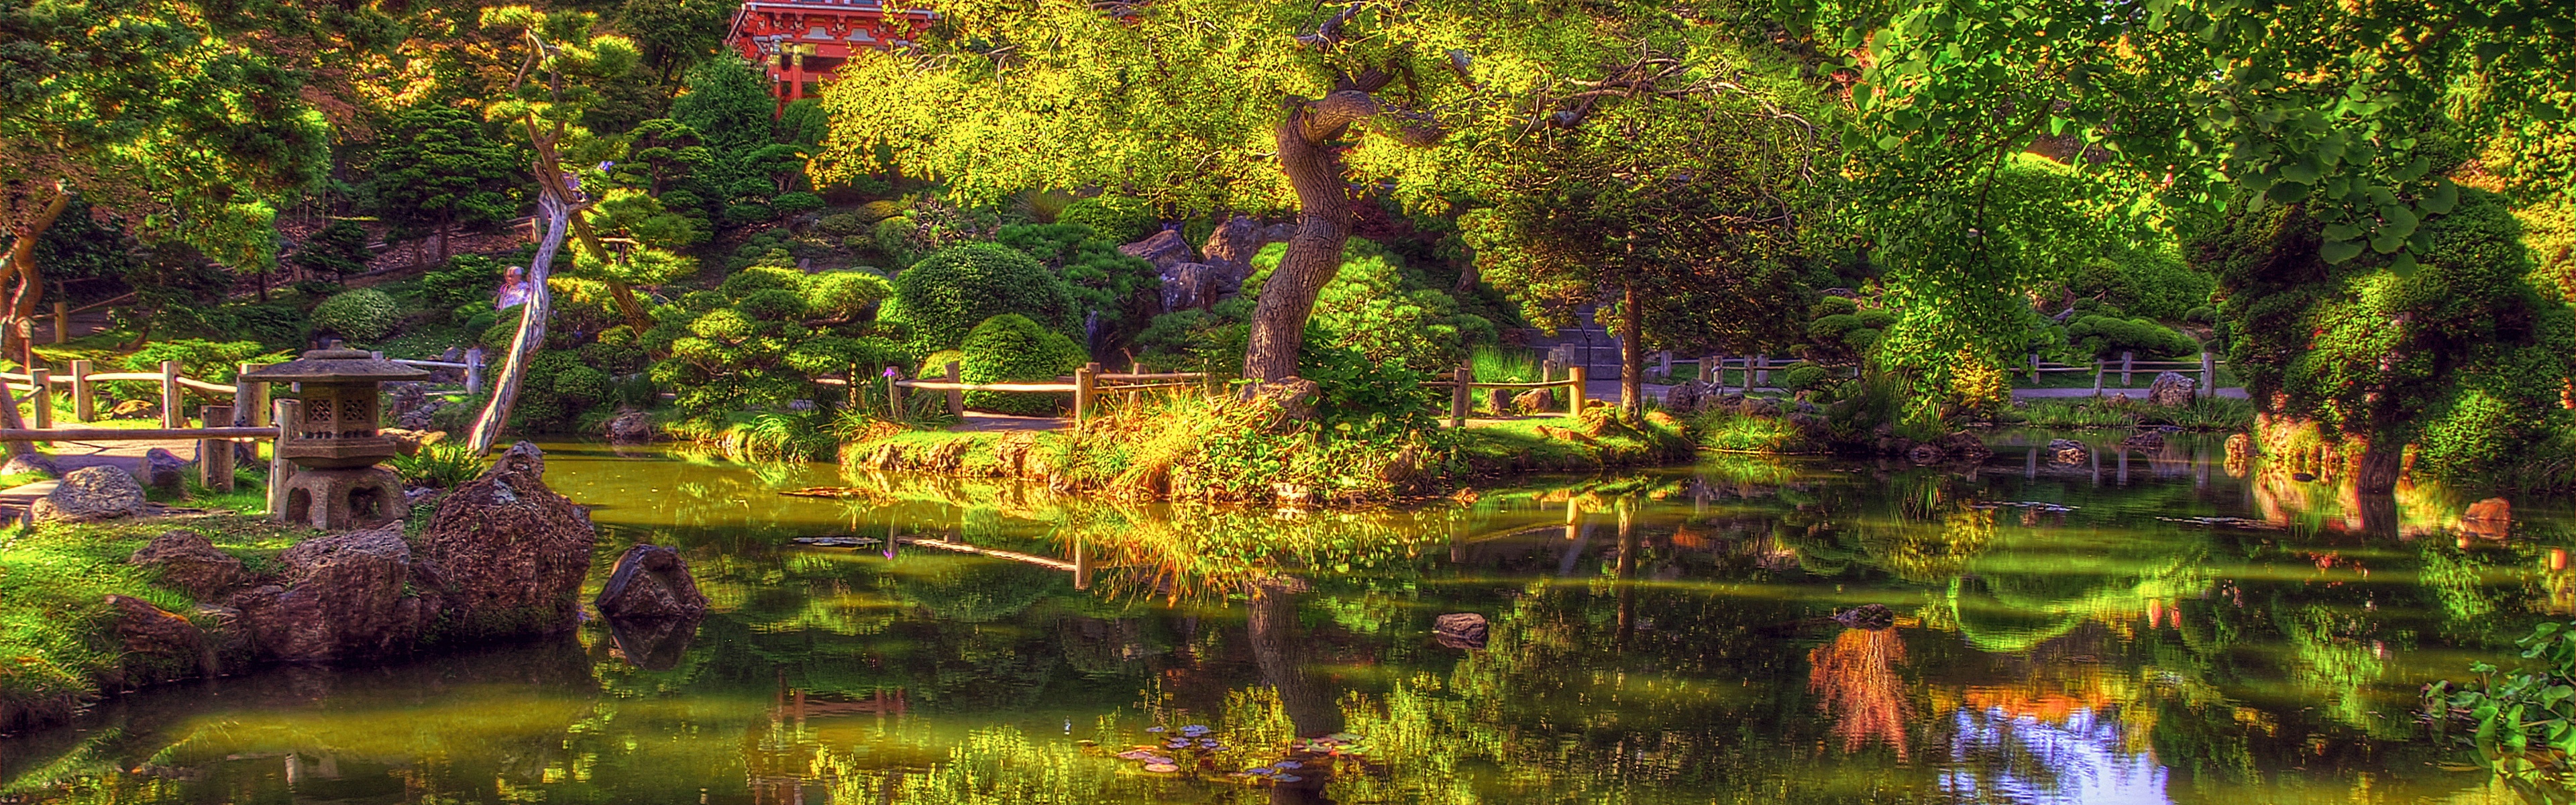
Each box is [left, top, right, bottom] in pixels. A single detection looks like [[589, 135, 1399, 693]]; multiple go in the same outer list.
[[960, 314, 1087, 415], [1780, 364, 1831, 392], [1057, 195, 1155, 244], [772, 191, 825, 217], [2065, 315, 2196, 358], [817, 213, 867, 236], [860, 199, 907, 221], [723, 202, 775, 226], [311, 288, 400, 343], [884, 242, 1080, 354]]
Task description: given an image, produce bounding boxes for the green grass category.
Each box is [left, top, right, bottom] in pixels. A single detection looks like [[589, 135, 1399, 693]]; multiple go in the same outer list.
[[0, 513, 311, 731], [1689, 411, 1820, 453], [1469, 345, 1546, 384], [2009, 396, 2254, 431]]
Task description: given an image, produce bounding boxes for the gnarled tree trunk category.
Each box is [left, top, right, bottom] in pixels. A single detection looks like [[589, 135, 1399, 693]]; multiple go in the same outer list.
[[1241, 91, 1380, 384], [4, 188, 70, 370]]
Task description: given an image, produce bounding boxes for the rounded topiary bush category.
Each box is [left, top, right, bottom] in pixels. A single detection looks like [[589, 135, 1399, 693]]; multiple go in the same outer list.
[[2066, 315, 2197, 358], [1057, 195, 1155, 244], [1780, 364, 1831, 392], [885, 242, 1079, 353], [959, 314, 1087, 415], [771, 191, 826, 217], [311, 288, 400, 343]]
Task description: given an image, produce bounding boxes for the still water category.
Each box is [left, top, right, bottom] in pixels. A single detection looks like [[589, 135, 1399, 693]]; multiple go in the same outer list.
[[3, 433, 2568, 803]]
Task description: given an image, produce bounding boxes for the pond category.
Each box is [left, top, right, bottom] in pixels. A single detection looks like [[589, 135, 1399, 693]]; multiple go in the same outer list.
[[3, 432, 2567, 804]]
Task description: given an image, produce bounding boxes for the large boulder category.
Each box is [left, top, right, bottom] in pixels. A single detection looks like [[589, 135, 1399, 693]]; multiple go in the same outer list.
[[414, 442, 596, 642], [1116, 229, 1195, 272], [2146, 371, 2197, 407], [1, 451, 60, 478], [1933, 431, 1993, 462], [1664, 380, 1709, 414], [2046, 439, 2090, 465], [595, 544, 708, 621], [105, 594, 215, 684], [30, 465, 147, 523], [228, 523, 431, 663], [604, 408, 654, 445], [1159, 262, 1251, 312], [129, 529, 248, 600], [1199, 217, 1295, 270], [143, 448, 189, 494]]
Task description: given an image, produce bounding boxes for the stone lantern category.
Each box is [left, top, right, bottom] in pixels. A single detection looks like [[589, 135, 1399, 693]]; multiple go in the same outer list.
[[243, 348, 429, 530]]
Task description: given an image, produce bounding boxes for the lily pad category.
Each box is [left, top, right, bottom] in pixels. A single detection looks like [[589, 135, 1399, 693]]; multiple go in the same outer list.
[[1274, 761, 1301, 769], [1114, 749, 1160, 761], [1144, 763, 1179, 773], [1146, 726, 1167, 733], [1275, 774, 1304, 783]]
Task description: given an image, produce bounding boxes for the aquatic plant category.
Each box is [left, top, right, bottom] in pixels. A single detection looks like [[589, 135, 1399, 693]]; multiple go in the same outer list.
[[392, 441, 486, 488], [2432, 620, 2576, 800]]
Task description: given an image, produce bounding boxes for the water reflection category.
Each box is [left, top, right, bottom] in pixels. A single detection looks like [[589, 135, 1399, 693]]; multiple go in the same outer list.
[[2, 433, 2567, 803]]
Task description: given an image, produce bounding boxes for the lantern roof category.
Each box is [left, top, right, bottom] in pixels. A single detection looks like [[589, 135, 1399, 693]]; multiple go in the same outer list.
[[241, 348, 431, 382]]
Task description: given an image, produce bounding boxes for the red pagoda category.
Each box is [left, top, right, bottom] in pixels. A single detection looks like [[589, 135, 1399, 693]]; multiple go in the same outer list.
[[725, 0, 937, 105]]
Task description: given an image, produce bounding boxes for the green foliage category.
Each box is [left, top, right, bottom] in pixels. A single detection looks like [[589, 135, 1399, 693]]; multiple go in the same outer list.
[[291, 219, 374, 281], [310, 288, 402, 343], [2063, 315, 2198, 359], [2433, 621, 2576, 800], [2198, 189, 2575, 479], [959, 314, 1086, 416], [994, 222, 1161, 349], [1055, 196, 1154, 244], [366, 106, 523, 239], [773, 191, 826, 217], [1779, 364, 1831, 392], [391, 441, 487, 488], [421, 256, 507, 315], [1693, 411, 1817, 453], [1131, 299, 1252, 376], [2065, 243, 2214, 322], [1297, 341, 1441, 436], [1469, 345, 1544, 384], [647, 266, 902, 417], [882, 242, 1079, 354], [1246, 240, 1493, 373], [120, 339, 286, 382]]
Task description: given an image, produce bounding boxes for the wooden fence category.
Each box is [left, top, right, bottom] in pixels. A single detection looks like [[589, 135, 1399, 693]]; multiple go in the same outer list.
[[876, 362, 1214, 425], [0, 352, 482, 432], [1421, 366, 1593, 427], [2028, 350, 2223, 398]]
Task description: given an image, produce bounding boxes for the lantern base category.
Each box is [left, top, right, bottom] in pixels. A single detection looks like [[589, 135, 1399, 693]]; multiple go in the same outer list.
[[278, 466, 409, 532]]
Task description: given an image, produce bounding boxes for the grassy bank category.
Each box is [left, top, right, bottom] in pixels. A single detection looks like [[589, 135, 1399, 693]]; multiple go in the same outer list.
[[0, 506, 303, 734], [831, 394, 1695, 505]]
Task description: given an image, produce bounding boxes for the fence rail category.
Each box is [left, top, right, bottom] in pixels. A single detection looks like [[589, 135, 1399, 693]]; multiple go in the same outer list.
[[881, 362, 1215, 425]]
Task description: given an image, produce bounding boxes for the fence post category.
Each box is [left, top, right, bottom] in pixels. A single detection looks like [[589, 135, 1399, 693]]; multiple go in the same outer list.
[[237, 363, 270, 427], [2199, 351, 2216, 399], [269, 398, 299, 521], [464, 347, 485, 396], [2121, 351, 2135, 386], [2092, 360, 2105, 397], [1567, 365, 1588, 415], [1450, 365, 1471, 428], [51, 301, 66, 345], [943, 360, 964, 417], [158, 360, 182, 428], [2028, 353, 2040, 380], [886, 368, 905, 417], [1697, 355, 1713, 384], [1656, 351, 1672, 377], [1073, 362, 1099, 427], [68, 358, 91, 423], [26, 368, 48, 430], [1754, 355, 1770, 387], [199, 405, 235, 493]]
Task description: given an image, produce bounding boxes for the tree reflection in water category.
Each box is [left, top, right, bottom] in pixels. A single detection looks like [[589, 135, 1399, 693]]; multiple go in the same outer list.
[[1809, 627, 1913, 761]]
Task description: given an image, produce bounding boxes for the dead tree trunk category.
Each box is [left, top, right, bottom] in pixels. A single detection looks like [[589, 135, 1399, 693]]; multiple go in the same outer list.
[[4, 188, 70, 373]]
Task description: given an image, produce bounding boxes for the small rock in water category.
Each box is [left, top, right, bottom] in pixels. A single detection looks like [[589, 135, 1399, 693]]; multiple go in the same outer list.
[[790, 536, 882, 547], [1833, 603, 1896, 631], [1434, 612, 1489, 649]]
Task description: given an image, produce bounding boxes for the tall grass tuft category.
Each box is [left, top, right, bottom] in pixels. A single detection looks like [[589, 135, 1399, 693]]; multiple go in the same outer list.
[[392, 441, 487, 488], [1470, 345, 1546, 384]]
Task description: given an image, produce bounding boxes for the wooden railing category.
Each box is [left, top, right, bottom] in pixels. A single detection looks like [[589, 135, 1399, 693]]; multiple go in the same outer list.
[[2029, 350, 2224, 398], [875, 362, 1214, 425], [1421, 366, 1594, 427]]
